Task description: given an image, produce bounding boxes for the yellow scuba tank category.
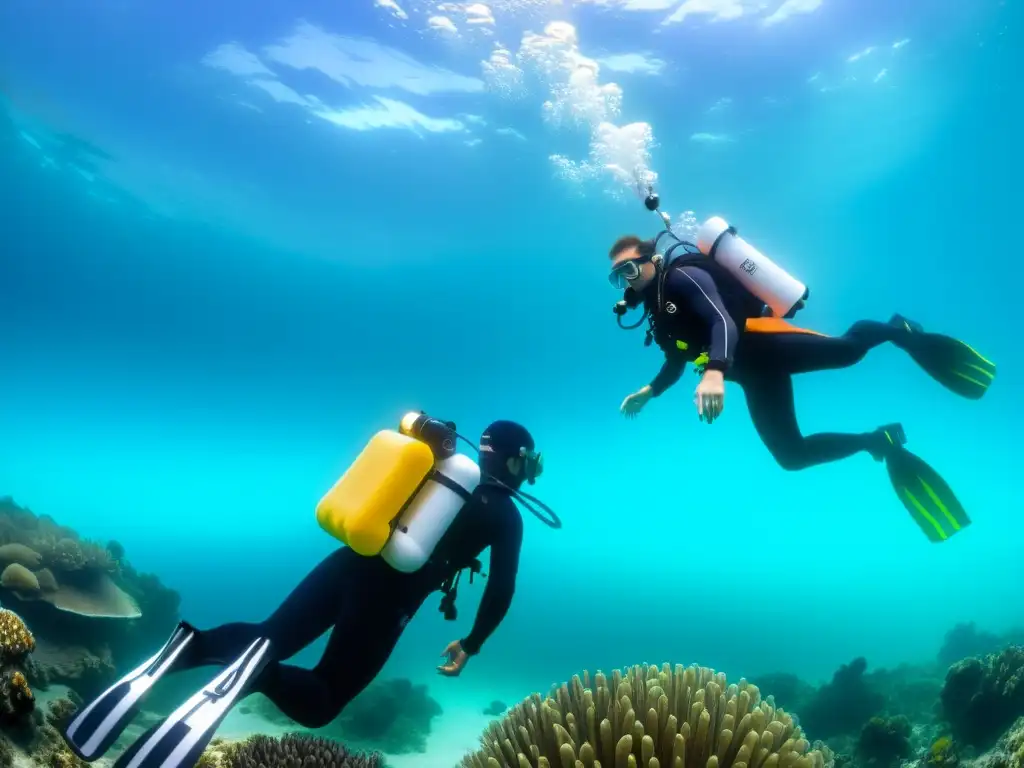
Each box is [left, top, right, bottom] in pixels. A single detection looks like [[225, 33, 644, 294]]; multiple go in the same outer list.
[[315, 412, 481, 570], [315, 413, 435, 556]]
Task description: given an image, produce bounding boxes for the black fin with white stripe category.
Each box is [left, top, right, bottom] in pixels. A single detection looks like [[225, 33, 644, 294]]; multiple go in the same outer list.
[[113, 637, 272, 768], [63, 622, 197, 761]]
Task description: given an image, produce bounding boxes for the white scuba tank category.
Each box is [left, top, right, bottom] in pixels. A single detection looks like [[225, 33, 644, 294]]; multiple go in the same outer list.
[[696, 216, 808, 319], [380, 452, 481, 573]]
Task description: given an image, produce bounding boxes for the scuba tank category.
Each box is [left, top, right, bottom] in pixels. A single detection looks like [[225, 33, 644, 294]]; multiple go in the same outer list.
[[622, 178, 809, 319], [696, 216, 809, 320]]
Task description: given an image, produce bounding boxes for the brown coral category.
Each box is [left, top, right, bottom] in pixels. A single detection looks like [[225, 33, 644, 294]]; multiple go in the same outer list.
[[10, 671, 32, 704], [32, 638, 116, 701], [45, 537, 116, 574], [0, 609, 35, 658], [38, 571, 141, 618], [462, 663, 827, 768], [1, 563, 40, 595], [35, 568, 58, 593], [28, 722, 88, 768], [45, 694, 81, 732], [200, 733, 385, 768], [0, 543, 42, 569]]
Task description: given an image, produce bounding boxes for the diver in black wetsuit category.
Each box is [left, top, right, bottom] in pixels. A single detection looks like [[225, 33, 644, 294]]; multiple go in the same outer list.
[[63, 420, 550, 768], [607, 234, 993, 471]]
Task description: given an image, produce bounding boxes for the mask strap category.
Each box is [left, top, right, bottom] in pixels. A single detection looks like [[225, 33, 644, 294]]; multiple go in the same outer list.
[[454, 431, 563, 530]]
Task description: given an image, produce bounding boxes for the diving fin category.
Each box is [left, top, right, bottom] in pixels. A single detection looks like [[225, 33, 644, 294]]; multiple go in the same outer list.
[[113, 636, 273, 768], [890, 314, 996, 400], [64, 622, 197, 762], [883, 442, 971, 543]]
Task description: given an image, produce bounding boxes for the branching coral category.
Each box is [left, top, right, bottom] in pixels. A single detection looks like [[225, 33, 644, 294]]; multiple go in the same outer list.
[[198, 733, 385, 768], [462, 662, 826, 768]]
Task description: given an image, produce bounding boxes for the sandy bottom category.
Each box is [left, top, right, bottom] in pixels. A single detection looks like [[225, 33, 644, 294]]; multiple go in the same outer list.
[[20, 681, 499, 768], [213, 694, 494, 767]]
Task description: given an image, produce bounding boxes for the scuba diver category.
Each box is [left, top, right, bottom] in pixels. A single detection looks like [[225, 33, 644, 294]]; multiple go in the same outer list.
[[63, 415, 560, 768], [609, 183, 995, 543]]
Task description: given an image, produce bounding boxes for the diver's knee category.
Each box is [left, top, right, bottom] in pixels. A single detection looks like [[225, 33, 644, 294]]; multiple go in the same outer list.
[[770, 447, 810, 471], [297, 705, 341, 730]]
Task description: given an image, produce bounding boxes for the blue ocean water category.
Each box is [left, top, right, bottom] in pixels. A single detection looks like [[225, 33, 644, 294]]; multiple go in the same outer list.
[[0, 0, 1021, 759]]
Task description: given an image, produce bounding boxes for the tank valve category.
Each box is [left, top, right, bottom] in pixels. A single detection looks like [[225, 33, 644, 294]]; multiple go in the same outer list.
[[400, 411, 456, 459], [644, 192, 660, 212]]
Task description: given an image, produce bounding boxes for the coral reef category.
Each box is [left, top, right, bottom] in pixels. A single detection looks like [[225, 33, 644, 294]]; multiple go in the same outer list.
[[855, 716, 911, 768], [864, 664, 943, 730], [0, 497, 181, 700], [0, 609, 36, 726], [926, 735, 958, 768], [939, 625, 1010, 670], [335, 677, 441, 753], [197, 733, 385, 768], [800, 659, 886, 742], [0, 694, 85, 768], [24, 701, 88, 768], [29, 638, 116, 702], [940, 646, 1024, 750], [0, 497, 137, 619], [44, 691, 81, 732], [461, 662, 826, 768]]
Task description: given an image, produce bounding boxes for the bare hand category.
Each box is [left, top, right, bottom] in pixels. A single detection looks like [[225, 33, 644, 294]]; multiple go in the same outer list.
[[694, 371, 725, 424], [437, 640, 469, 677], [620, 386, 653, 419]]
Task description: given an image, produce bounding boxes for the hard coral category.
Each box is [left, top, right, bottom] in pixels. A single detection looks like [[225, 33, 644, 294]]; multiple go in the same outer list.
[[941, 646, 1024, 749], [0, 563, 40, 595], [927, 736, 957, 768], [45, 693, 82, 732], [28, 721, 88, 768], [462, 662, 827, 768], [204, 733, 385, 768], [0, 609, 35, 658], [855, 716, 911, 768], [0, 543, 42, 569], [800, 658, 885, 741], [939, 624, 1006, 669], [0, 668, 35, 724]]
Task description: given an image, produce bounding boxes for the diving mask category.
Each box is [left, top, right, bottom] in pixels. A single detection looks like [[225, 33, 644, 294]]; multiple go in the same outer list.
[[519, 447, 544, 485], [608, 241, 657, 290], [608, 259, 645, 289]]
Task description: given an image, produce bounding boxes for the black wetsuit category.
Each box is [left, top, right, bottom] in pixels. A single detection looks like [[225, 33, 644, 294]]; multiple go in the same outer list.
[[175, 484, 523, 728], [644, 259, 901, 470]]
